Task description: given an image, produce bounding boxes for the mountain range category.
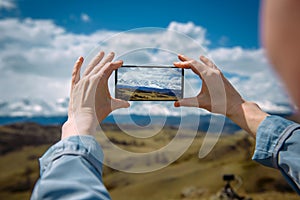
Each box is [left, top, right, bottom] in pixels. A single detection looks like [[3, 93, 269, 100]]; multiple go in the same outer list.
[[0, 98, 293, 134], [116, 84, 182, 98]]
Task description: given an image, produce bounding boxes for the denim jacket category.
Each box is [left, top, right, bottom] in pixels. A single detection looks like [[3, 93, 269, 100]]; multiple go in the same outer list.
[[30, 135, 111, 200], [252, 115, 300, 194], [31, 115, 300, 199]]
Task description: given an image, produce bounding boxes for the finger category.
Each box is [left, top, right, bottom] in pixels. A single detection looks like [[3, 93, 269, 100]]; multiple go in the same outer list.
[[71, 57, 84, 87], [101, 52, 115, 64], [174, 60, 205, 76], [94, 60, 123, 79], [174, 97, 199, 108], [83, 51, 105, 76], [91, 52, 115, 75], [111, 98, 130, 111], [178, 54, 192, 62], [69, 57, 83, 116], [74, 57, 84, 84], [173, 61, 191, 69], [199, 55, 214, 68]]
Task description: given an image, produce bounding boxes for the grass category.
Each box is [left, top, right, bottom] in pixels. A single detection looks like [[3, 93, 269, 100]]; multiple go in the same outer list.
[[0, 125, 298, 200], [100, 131, 298, 200], [0, 145, 50, 200]]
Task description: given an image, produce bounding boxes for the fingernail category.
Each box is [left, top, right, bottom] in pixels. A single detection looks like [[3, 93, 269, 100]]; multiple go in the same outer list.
[[174, 101, 180, 107]]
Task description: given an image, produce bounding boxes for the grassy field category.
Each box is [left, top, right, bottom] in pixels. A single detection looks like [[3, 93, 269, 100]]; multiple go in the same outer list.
[[0, 145, 49, 200], [0, 124, 298, 200], [100, 130, 298, 200]]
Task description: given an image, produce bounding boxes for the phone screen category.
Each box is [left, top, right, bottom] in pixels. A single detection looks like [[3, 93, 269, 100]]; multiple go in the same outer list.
[[115, 66, 184, 101]]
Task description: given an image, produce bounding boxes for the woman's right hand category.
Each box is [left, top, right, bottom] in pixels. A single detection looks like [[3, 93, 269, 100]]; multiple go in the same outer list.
[[173, 54, 268, 137], [173, 54, 244, 116]]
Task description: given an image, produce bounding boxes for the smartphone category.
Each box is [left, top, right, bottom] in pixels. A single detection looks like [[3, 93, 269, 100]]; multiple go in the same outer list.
[[115, 65, 184, 101]]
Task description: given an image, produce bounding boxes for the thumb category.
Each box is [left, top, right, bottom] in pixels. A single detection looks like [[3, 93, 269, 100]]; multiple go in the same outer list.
[[112, 99, 130, 111], [174, 97, 199, 108]]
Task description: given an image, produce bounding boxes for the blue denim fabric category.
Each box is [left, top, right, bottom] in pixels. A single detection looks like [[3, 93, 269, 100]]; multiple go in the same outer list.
[[253, 115, 300, 194], [31, 135, 111, 200]]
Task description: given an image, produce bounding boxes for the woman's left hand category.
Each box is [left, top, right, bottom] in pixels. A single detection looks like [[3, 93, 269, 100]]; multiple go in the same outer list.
[[62, 51, 130, 139]]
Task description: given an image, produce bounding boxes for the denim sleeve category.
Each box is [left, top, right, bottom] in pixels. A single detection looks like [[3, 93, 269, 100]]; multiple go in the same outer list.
[[252, 115, 300, 194], [30, 135, 111, 200]]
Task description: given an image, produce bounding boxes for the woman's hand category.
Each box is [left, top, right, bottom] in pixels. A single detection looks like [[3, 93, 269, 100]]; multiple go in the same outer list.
[[173, 54, 268, 137], [62, 51, 130, 139], [173, 54, 244, 116]]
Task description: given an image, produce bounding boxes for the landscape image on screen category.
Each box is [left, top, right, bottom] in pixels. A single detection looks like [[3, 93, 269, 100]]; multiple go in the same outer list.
[[116, 67, 183, 101]]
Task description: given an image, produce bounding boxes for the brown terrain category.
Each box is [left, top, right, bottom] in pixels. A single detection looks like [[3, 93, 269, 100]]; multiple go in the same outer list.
[[0, 123, 298, 200], [116, 88, 178, 101]]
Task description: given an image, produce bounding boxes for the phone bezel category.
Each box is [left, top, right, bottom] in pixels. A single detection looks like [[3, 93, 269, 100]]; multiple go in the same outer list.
[[115, 65, 184, 101]]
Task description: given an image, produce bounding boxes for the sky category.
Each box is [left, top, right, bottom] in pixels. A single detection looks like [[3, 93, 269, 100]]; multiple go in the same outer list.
[[0, 0, 260, 48], [0, 0, 293, 116]]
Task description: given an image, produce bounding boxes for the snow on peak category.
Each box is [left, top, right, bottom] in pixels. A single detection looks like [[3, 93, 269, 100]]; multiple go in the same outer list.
[[0, 98, 293, 117]]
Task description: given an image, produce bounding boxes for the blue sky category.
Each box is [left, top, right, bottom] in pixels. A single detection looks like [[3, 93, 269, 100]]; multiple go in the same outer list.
[[1, 0, 260, 48], [0, 0, 292, 116]]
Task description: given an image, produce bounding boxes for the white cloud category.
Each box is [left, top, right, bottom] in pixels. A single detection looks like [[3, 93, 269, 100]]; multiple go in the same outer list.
[[0, 0, 16, 10], [167, 21, 209, 47], [81, 13, 90, 22], [0, 18, 292, 116], [209, 47, 269, 75], [209, 47, 290, 105]]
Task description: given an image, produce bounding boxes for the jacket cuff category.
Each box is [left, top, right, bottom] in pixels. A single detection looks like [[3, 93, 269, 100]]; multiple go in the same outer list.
[[252, 115, 294, 168], [39, 135, 104, 176]]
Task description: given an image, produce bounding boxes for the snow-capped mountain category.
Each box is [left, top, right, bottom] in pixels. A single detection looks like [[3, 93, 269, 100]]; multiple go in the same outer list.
[[118, 67, 182, 90], [0, 98, 293, 118]]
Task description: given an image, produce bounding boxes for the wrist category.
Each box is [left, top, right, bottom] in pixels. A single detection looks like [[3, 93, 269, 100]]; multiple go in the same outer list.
[[62, 118, 78, 139], [226, 99, 246, 118], [227, 101, 269, 137], [61, 115, 98, 140]]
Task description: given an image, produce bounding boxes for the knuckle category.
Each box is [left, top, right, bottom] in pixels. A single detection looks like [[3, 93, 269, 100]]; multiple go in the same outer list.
[[214, 69, 222, 76], [104, 62, 114, 72], [83, 76, 90, 82], [203, 68, 221, 78], [218, 69, 224, 76], [72, 67, 77, 74], [71, 73, 77, 80], [190, 60, 198, 66], [102, 62, 111, 71], [88, 75, 95, 80], [89, 75, 101, 85], [210, 68, 222, 76]]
